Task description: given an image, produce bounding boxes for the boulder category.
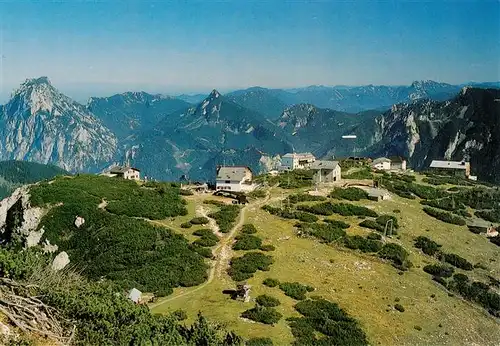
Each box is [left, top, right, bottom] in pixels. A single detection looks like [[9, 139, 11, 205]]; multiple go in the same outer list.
[[74, 216, 85, 228], [25, 227, 45, 248], [42, 239, 58, 253], [51, 251, 70, 271]]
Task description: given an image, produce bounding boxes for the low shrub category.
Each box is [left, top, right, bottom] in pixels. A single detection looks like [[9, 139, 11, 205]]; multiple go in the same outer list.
[[263, 278, 280, 287], [432, 275, 448, 287], [394, 304, 405, 312], [490, 235, 500, 247], [190, 217, 209, 225], [209, 205, 240, 233], [376, 215, 399, 229], [192, 229, 213, 237], [295, 212, 319, 223], [241, 224, 258, 234], [288, 298, 368, 346], [342, 167, 373, 180], [279, 282, 314, 300], [442, 253, 473, 271], [179, 189, 194, 196], [241, 306, 282, 325], [233, 234, 263, 251], [247, 189, 267, 198], [285, 193, 327, 204], [421, 197, 466, 213], [379, 243, 411, 270], [172, 309, 188, 321], [296, 222, 346, 243], [256, 294, 280, 307], [414, 236, 442, 256], [359, 219, 384, 232], [261, 205, 319, 223], [228, 252, 273, 281], [298, 202, 378, 217], [329, 187, 369, 201], [422, 207, 466, 226], [323, 219, 350, 229], [189, 244, 213, 259], [367, 232, 382, 240], [448, 275, 500, 317], [423, 263, 455, 278], [193, 232, 219, 247], [344, 235, 382, 253], [260, 244, 276, 252], [475, 209, 500, 223], [408, 183, 447, 200], [180, 222, 192, 228]]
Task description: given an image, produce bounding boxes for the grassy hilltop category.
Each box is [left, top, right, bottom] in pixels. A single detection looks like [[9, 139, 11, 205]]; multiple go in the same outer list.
[[151, 169, 500, 346], [0, 170, 499, 345]]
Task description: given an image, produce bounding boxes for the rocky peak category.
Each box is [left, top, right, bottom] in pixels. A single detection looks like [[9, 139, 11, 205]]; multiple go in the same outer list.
[[196, 90, 224, 119], [0, 77, 118, 172], [209, 89, 221, 99], [8, 76, 62, 116], [279, 104, 319, 130]]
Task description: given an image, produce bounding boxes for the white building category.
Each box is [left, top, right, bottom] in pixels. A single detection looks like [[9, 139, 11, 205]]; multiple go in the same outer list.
[[216, 166, 255, 192], [102, 166, 141, 180], [127, 288, 142, 304], [310, 160, 341, 183], [429, 160, 470, 178], [279, 153, 316, 171], [389, 156, 407, 171], [371, 157, 391, 171]]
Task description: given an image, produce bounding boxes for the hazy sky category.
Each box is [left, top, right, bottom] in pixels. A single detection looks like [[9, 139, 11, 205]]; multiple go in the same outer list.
[[1, 0, 499, 101]]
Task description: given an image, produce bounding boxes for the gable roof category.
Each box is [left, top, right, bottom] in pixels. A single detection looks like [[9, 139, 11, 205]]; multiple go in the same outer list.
[[429, 160, 468, 170], [310, 160, 339, 170], [216, 166, 251, 181], [110, 166, 140, 173], [127, 288, 142, 303], [372, 157, 391, 164]]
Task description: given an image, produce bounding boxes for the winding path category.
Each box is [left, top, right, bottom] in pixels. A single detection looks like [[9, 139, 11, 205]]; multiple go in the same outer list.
[[149, 192, 270, 308]]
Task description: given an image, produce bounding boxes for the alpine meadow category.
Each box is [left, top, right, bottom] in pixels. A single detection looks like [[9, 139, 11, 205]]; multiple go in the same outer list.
[[0, 1, 499, 345]]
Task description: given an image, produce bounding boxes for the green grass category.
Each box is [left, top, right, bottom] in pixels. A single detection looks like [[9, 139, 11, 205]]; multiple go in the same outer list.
[[29, 175, 206, 296], [151, 180, 500, 345]]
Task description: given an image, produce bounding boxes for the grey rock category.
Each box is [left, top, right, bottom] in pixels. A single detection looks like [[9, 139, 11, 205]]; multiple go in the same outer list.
[[51, 251, 70, 271]]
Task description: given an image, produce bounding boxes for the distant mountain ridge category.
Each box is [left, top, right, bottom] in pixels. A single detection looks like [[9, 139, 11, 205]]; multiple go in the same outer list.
[[1, 77, 499, 183], [225, 80, 468, 116], [87, 91, 190, 140], [128, 89, 292, 180]]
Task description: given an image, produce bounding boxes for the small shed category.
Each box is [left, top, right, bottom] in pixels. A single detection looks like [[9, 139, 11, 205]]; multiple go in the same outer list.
[[127, 288, 142, 304], [467, 219, 496, 235], [367, 188, 390, 201]]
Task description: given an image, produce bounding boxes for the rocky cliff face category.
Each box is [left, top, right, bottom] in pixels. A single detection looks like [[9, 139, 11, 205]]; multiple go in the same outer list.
[[0, 77, 118, 172], [277, 104, 381, 157], [370, 88, 500, 183], [0, 185, 44, 245]]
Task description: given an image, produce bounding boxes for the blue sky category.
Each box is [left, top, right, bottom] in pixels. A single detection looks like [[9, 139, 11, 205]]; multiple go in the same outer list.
[[0, 0, 499, 101]]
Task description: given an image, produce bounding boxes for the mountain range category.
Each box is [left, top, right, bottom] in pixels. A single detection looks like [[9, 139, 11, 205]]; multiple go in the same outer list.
[[0, 77, 499, 183]]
